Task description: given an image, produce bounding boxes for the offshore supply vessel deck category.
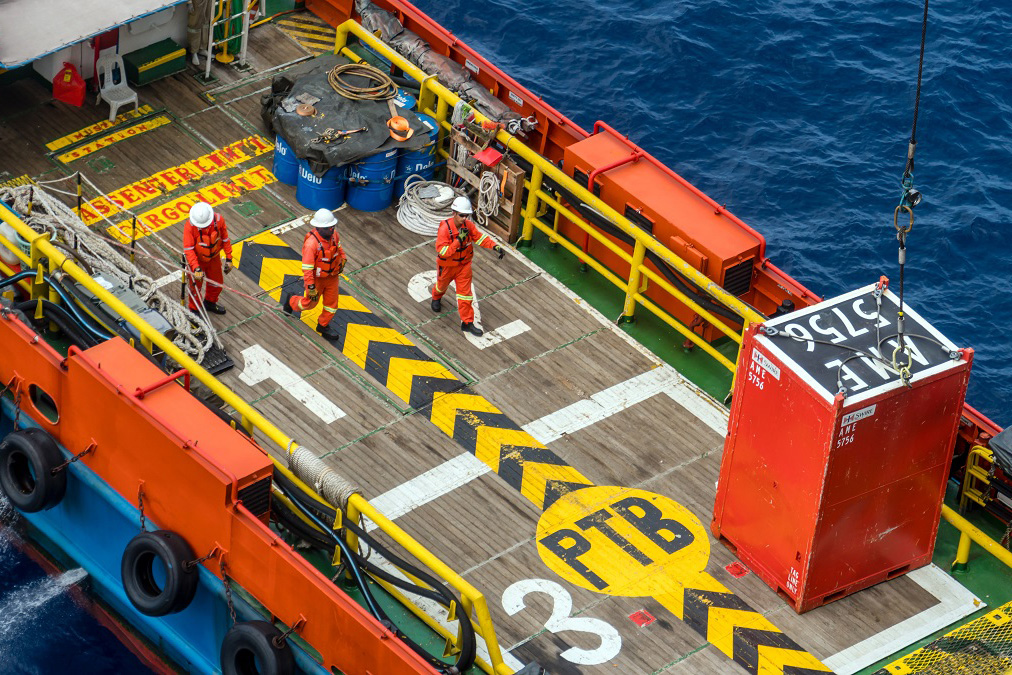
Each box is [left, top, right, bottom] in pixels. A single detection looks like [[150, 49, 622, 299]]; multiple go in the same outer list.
[[0, 1, 1010, 674]]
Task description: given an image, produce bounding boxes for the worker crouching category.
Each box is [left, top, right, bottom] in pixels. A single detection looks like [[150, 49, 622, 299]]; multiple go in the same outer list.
[[183, 201, 232, 315], [430, 197, 504, 337], [282, 209, 347, 342]]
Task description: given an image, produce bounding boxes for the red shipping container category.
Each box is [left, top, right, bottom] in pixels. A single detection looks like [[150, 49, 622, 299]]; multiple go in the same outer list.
[[53, 62, 86, 107], [711, 281, 972, 612]]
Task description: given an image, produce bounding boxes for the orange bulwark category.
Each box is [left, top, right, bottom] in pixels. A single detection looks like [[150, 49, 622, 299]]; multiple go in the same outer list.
[[0, 311, 436, 675]]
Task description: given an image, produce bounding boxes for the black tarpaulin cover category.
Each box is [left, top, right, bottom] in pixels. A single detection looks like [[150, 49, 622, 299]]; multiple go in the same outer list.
[[261, 54, 430, 175]]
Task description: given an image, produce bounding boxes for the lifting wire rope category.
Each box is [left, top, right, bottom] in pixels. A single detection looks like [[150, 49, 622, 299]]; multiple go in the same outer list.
[[891, 0, 930, 384], [327, 63, 397, 101]]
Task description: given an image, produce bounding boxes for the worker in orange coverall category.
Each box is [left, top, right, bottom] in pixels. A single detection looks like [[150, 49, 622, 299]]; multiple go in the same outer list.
[[183, 201, 232, 315], [430, 196, 504, 337], [281, 209, 346, 342]]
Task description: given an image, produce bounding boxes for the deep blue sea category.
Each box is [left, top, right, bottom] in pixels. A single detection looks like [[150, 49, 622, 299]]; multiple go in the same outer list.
[[4, 1, 1010, 671]]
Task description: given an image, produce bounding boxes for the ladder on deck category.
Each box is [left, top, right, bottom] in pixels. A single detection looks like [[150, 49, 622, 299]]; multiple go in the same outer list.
[[203, 0, 255, 80]]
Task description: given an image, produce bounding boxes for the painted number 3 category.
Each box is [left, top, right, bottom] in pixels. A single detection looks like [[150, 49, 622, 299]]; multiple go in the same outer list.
[[502, 579, 621, 665]]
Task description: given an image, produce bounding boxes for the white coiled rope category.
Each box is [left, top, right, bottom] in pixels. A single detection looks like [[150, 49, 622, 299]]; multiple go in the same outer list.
[[395, 175, 463, 237], [475, 170, 500, 226], [0, 183, 216, 362]]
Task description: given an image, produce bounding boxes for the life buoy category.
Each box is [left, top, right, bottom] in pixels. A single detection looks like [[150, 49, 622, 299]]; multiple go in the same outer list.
[[0, 428, 67, 513], [121, 530, 199, 617], [220, 621, 295, 675]]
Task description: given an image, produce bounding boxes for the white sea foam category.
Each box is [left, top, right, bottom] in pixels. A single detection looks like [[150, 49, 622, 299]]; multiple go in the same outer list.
[[0, 568, 88, 649]]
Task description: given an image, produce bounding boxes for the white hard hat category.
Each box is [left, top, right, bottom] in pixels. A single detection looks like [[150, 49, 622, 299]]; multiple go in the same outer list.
[[451, 196, 473, 214], [310, 208, 337, 229], [189, 201, 214, 229]]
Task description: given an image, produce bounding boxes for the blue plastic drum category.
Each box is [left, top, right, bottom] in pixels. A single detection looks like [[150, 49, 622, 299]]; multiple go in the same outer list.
[[272, 135, 298, 186], [346, 149, 399, 212], [394, 114, 439, 198], [393, 88, 417, 111], [296, 160, 346, 211]]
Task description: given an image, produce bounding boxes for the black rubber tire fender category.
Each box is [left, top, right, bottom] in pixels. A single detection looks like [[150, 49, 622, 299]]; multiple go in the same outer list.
[[121, 530, 199, 617], [0, 428, 67, 513], [220, 620, 296, 675]]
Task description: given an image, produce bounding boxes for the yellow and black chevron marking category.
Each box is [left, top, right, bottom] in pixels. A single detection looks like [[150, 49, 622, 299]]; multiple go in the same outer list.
[[233, 230, 834, 675], [276, 13, 336, 54], [880, 601, 1012, 674]]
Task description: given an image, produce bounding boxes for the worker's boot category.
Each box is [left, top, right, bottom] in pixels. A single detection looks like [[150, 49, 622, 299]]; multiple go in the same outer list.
[[430, 297, 442, 313], [316, 322, 341, 342], [203, 300, 226, 315], [281, 290, 297, 316], [461, 321, 484, 337]]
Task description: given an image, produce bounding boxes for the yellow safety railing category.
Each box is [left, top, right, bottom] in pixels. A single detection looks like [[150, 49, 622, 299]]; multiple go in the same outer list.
[[0, 206, 512, 674], [941, 504, 1012, 573], [334, 20, 765, 376]]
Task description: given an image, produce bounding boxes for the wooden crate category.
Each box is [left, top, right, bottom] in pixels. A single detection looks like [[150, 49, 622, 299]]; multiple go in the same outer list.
[[446, 128, 525, 244]]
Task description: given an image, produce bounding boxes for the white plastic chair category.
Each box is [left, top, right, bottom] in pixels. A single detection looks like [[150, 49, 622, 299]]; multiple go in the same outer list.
[[95, 53, 139, 122]]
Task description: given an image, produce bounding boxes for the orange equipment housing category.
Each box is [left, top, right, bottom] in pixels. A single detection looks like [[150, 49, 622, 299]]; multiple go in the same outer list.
[[560, 129, 763, 341], [0, 308, 436, 675]]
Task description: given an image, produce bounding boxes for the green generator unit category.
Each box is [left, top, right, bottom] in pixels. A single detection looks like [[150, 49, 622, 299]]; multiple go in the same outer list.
[[123, 39, 187, 86]]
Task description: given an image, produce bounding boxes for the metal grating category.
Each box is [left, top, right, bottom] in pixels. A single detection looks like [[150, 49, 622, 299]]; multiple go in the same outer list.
[[722, 258, 754, 297], [237, 476, 272, 519], [878, 602, 1012, 674]]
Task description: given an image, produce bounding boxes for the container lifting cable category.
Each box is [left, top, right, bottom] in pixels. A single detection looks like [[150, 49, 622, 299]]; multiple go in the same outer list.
[[890, 0, 930, 384]]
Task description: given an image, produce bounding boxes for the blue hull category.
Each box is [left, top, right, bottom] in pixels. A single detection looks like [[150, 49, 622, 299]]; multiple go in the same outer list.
[[1, 403, 327, 675]]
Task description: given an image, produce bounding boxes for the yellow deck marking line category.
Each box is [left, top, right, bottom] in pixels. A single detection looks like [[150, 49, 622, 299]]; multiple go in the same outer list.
[[45, 104, 155, 151], [137, 49, 186, 73], [230, 230, 834, 674], [106, 166, 276, 244], [78, 135, 273, 225], [55, 115, 172, 164]]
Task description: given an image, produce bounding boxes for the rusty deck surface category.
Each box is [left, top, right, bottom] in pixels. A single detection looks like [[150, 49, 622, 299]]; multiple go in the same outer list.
[[0, 18, 977, 675]]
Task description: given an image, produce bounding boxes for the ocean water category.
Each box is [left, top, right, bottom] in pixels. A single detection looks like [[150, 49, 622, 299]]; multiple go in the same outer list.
[[4, 1, 1011, 671], [413, 0, 1012, 424]]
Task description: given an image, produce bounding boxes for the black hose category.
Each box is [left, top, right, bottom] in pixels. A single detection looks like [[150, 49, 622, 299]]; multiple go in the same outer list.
[[44, 275, 115, 341], [12, 299, 98, 349]]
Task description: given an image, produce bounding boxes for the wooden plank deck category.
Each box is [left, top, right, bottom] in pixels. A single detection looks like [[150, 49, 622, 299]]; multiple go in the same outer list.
[[0, 19, 975, 675]]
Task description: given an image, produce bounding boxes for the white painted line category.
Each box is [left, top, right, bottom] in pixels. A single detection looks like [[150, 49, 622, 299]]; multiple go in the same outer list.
[[366, 453, 490, 532], [368, 367, 721, 525], [271, 215, 308, 236], [824, 564, 983, 674], [467, 319, 531, 350], [238, 344, 345, 424], [408, 270, 437, 302]]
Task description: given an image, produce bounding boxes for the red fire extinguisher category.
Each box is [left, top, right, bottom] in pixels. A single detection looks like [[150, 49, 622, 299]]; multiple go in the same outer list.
[[53, 62, 86, 107]]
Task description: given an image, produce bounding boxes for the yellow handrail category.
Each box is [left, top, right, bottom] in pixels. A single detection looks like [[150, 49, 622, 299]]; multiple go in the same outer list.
[[941, 504, 1012, 572], [334, 20, 764, 379], [0, 204, 512, 673]]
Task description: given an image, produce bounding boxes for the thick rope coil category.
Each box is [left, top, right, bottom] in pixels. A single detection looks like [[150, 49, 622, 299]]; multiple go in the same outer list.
[[0, 183, 215, 361], [395, 176, 462, 237], [289, 446, 360, 509]]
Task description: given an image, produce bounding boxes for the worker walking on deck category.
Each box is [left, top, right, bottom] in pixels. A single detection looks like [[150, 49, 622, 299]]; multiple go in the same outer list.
[[183, 201, 232, 315], [430, 196, 504, 337], [282, 209, 346, 342]]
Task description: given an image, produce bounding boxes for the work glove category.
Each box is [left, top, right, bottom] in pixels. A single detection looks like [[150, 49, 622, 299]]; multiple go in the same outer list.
[[193, 268, 204, 283], [457, 228, 469, 244], [495, 245, 505, 260], [223, 259, 233, 274], [306, 284, 319, 299]]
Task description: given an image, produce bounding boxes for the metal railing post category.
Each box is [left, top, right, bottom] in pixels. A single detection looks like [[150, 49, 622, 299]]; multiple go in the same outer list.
[[520, 165, 542, 246], [621, 240, 646, 322]]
